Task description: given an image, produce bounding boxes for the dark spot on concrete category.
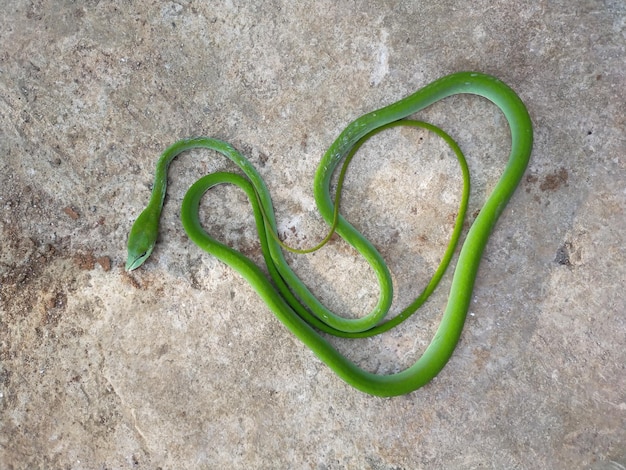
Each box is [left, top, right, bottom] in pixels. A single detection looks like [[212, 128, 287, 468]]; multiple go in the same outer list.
[[53, 291, 67, 309], [64, 206, 80, 220], [525, 173, 538, 184], [258, 151, 269, 165], [388, 229, 400, 245], [123, 271, 142, 289], [555, 242, 572, 266], [74, 252, 96, 270], [96, 256, 111, 272], [0, 368, 12, 387], [156, 343, 170, 358], [540, 167, 568, 192]]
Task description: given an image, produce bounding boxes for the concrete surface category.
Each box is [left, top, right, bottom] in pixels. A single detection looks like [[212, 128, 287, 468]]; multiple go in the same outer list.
[[1, 1, 624, 469]]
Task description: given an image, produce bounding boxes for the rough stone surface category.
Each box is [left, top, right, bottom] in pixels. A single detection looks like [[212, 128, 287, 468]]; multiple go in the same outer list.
[[1, 1, 624, 469]]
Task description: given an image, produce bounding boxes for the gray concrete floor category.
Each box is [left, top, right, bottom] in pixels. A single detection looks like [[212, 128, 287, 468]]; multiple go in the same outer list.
[[1, 1, 624, 469]]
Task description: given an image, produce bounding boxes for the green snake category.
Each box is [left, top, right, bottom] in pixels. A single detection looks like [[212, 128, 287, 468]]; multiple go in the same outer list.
[[126, 71, 533, 396]]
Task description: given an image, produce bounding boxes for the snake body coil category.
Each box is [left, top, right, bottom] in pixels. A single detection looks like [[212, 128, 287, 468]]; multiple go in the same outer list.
[[126, 72, 533, 396]]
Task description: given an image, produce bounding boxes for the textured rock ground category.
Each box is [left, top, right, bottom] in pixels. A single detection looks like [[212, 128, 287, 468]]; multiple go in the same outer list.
[[1, 1, 624, 468]]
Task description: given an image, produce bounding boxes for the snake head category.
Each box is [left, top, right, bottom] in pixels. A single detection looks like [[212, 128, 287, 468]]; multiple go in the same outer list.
[[125, 208, 159, 271]]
